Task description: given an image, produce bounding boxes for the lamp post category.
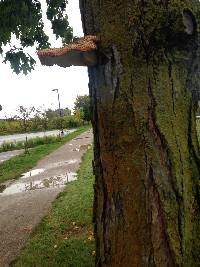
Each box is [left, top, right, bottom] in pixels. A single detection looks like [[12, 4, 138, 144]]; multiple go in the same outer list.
[[52, 89, 64, 135]]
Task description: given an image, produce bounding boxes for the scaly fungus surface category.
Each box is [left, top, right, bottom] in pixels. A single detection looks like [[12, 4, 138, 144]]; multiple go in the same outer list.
[[37, 35, 98, 67]]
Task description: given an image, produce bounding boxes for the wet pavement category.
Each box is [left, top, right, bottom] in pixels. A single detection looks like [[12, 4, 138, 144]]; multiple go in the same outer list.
[[1, 172, 77, 196], [0, 128, 75, 145], [0, 149, 24, 163], [0, 129, 93, 267]]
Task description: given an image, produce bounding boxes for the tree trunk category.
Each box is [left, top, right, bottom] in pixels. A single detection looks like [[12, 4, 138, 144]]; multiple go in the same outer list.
[[79, 1, 200, 266]]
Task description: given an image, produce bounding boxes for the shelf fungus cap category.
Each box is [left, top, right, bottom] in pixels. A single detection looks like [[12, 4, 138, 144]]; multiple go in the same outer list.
[[37, 35, 98, 68]]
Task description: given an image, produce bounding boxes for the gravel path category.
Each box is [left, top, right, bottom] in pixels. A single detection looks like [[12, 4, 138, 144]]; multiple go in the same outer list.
[[0, 130, 93, 267]]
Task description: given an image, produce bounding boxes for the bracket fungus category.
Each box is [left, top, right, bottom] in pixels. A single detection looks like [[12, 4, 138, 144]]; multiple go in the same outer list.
[[37, 35, 98, 68]]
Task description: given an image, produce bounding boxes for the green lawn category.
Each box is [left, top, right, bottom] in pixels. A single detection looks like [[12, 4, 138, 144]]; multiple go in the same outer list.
[[0, 135, 65, 153], [11, 148, 95, 267], [0, 126, 91, 185]]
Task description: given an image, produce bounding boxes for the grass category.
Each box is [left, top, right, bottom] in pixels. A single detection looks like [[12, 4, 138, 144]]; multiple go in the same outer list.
[[11, 148, 95, 267], [0, 125, 91, 185], [0, 135, 65, 153]]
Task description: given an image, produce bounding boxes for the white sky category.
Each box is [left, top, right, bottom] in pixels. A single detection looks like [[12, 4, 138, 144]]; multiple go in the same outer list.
[[0, 0, 89, 119]]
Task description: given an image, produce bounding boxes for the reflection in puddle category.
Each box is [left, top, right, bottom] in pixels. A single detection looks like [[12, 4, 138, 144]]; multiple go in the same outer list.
[[0, 172, 77, 196], [21, 169, 45, 178]]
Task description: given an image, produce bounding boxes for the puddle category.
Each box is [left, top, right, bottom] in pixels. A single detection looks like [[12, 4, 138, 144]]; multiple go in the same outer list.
[[21, 169, 45, 178], [0, 172, 77, 196]]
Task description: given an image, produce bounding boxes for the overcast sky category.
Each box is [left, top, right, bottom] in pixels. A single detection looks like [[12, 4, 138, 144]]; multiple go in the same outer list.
[[0, 0, 89, 119]]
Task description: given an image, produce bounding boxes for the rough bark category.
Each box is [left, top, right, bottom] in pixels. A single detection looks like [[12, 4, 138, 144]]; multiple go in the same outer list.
[[79, 1, 200, 266]]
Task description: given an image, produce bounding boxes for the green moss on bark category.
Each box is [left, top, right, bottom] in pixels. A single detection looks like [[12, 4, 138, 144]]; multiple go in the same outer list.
[[80, 0, 200, 266]]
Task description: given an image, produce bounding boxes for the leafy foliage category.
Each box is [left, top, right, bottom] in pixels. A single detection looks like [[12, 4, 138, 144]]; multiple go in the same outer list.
[[46, 107, 71, 119], [0, 105, 88, 136], [46, 0, 73, 43], [4, 48, 36, 74], [14, 106, 36, 152], [74, 95, 91, 122], [0, 0, 73, 74]]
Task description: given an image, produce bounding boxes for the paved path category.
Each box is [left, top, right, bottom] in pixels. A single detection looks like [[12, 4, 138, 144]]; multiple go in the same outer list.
[[0, 150, 24, 163], [0, 129, 75, 145], [0, 130, 93, 267]]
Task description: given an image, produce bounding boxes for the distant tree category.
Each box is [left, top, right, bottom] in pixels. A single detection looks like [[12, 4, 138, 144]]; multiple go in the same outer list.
[[40, 111, 49, 134], [46, 107, 71, 119], [15, 106, 35, 153], [63, 107, 71, 116], [31, 108, 42, 131], [74, 95, 91, 122], [0, 105, 2, 111], [45, 108, 55, 120], [74, 107, 84, 124]]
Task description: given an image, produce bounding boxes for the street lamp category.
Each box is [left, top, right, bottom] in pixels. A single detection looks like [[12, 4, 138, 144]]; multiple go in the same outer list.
[[52, 89, 64, 135]]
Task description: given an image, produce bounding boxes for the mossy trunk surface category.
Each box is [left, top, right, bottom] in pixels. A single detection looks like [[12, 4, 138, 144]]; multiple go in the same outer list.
[[80, 1, 200, 266]]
